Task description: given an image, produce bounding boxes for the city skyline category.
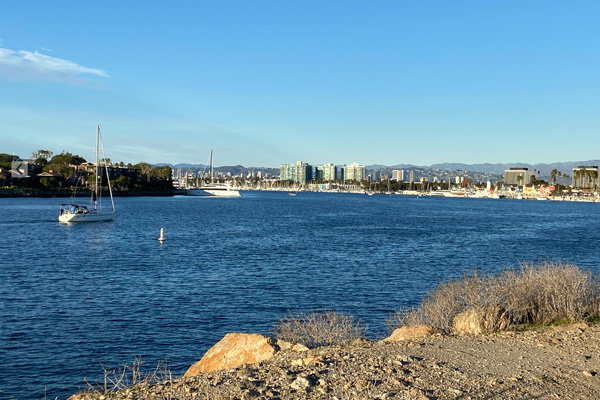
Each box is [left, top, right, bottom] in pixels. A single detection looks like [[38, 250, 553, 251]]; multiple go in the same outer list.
[[1, 1, 599, 167]]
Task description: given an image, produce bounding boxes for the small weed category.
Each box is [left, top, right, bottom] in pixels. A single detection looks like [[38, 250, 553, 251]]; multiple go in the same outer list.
[[587, 315, 600, 324], [84, 356, 172, 394]]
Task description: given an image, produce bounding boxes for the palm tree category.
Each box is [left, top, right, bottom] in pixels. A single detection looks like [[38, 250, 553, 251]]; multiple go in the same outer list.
[[588, 169, 598, 191], [575, 168, 587, 189], [550, 169, 559, 186]]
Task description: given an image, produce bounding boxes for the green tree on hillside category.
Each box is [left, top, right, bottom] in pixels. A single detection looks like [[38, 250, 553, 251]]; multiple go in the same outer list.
[[43, 151, 87, 178], [133, 162, 153, 181], [114, 175, 133, 190], [49, 151, 86, 166], [152, 165, 173, 181], [31, 149, 53, 165], [0, 153, 19, 168]]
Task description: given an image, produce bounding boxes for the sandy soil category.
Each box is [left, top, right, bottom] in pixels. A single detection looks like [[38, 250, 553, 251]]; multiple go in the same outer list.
[[69, 322, 600, 400]]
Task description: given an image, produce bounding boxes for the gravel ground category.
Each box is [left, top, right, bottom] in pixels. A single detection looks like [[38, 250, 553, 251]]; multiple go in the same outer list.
[[69, 322, 600, 400]]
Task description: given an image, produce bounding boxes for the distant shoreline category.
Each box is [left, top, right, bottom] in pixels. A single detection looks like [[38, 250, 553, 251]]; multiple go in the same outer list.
[[0, 187, 179, 198]]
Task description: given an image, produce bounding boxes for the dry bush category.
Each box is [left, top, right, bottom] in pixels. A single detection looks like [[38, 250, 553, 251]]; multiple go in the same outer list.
[[499, 262, 599, 324], [273, 310, 366, 348], [387, 271, 500, 333], [387, 262, 600, 334], [85, 356, 172, 394]]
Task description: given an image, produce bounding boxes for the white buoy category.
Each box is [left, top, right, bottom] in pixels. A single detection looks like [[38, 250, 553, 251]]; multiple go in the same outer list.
[[158, 228, 165, 242]]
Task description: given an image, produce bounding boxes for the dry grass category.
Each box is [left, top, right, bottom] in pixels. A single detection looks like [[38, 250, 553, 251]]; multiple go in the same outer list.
[[84, 356, 173, 394], [273, 310, 366, 348], [500, 262, 598, 324], [387, 262, 600, 333]]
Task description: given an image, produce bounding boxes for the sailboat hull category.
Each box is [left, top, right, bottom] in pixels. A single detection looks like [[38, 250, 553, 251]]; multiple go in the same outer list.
[[58, 205, 115, 223], [185, 186, 241, 197], [183, 150, 241, 197], [58, 213, 114, 223]]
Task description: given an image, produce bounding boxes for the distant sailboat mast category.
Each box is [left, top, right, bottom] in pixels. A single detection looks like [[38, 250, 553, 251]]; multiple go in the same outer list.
[[94, 125, 100, 210], [210, 149, 214, 185]]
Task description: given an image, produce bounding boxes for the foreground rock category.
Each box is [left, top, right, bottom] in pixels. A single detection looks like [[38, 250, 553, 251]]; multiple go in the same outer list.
[[185, 333, 277, 376], [70, 323, 600, 400], [383, 324, 436, 342], [453, 307, 511, 335]]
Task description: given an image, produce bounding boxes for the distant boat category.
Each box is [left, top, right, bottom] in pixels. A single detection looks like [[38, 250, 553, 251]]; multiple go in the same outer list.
[[185, 150, 241, 197], [58, 125, 116, 223]]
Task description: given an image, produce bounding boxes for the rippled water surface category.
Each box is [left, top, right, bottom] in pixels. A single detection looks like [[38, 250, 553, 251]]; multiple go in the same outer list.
[[1, 192, 600, 399]]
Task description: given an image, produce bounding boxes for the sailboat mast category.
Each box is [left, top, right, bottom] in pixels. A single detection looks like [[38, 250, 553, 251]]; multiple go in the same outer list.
[[95, 125, 100, 210], [210, 149, 214, 184]]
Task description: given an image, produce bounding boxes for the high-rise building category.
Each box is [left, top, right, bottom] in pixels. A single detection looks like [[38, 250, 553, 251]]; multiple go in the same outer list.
[[280, 161, 313, 184], [504, 168, 534, 185], [409, 171, 414, 183], [341, 162, 365, 182], [392, 170, 404, 181], [316, 163, 337, 181], [572, 166, 600, 189]]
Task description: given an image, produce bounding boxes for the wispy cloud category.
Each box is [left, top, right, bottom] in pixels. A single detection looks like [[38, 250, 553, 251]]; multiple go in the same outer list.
[[0, 47, 109, 85]]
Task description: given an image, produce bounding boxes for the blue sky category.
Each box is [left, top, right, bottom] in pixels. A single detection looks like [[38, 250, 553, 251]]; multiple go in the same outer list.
[[1, 1, 598, 168]]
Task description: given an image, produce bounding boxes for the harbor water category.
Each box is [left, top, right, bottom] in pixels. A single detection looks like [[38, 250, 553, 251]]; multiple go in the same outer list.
[[1, 191, 600, 399]]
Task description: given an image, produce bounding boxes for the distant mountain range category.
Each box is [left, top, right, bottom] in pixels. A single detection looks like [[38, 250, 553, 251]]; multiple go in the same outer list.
[[161, 160, 600, 178], [370, 160, 600, 176]]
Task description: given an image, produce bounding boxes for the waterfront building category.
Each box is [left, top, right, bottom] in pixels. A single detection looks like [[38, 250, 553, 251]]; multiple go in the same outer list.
[[280, 161, 313, 184], [315, 163, 337, 182], [504, 167, 534, 186], [341, 162, 365, 182], [392, 170, 404, 181], [572, 166, 600, 189], [369, 170, 381, 181], [409, 171, 414, 183]]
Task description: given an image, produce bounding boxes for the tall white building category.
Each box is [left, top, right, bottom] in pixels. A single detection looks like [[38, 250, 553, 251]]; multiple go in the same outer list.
[[316, 163, 337, 181], [504, 168, 534, 185], [342, 162, 366, 182], [572, 166, 600, 189], [392, 170, 404, 182], [280, 161, 313, 184]]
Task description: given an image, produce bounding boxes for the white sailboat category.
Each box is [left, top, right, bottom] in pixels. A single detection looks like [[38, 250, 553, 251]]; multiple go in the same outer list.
[[185, 150, 241, 197], [58, 125, 116, 222]]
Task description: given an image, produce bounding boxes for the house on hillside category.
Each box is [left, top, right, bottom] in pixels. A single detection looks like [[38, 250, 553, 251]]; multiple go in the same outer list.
[[37, 171, 65, 186]]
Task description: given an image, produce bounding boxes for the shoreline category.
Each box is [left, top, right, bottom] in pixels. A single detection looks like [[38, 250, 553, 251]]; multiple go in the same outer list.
[[68, 322, 600, 400], [0, 187, 178, 198]]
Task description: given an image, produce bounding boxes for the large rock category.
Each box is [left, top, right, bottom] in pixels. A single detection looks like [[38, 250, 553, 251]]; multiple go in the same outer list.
[[184, 333, 277, 376], [383, 325, 435, 342], [453, 307, 510, 335]]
